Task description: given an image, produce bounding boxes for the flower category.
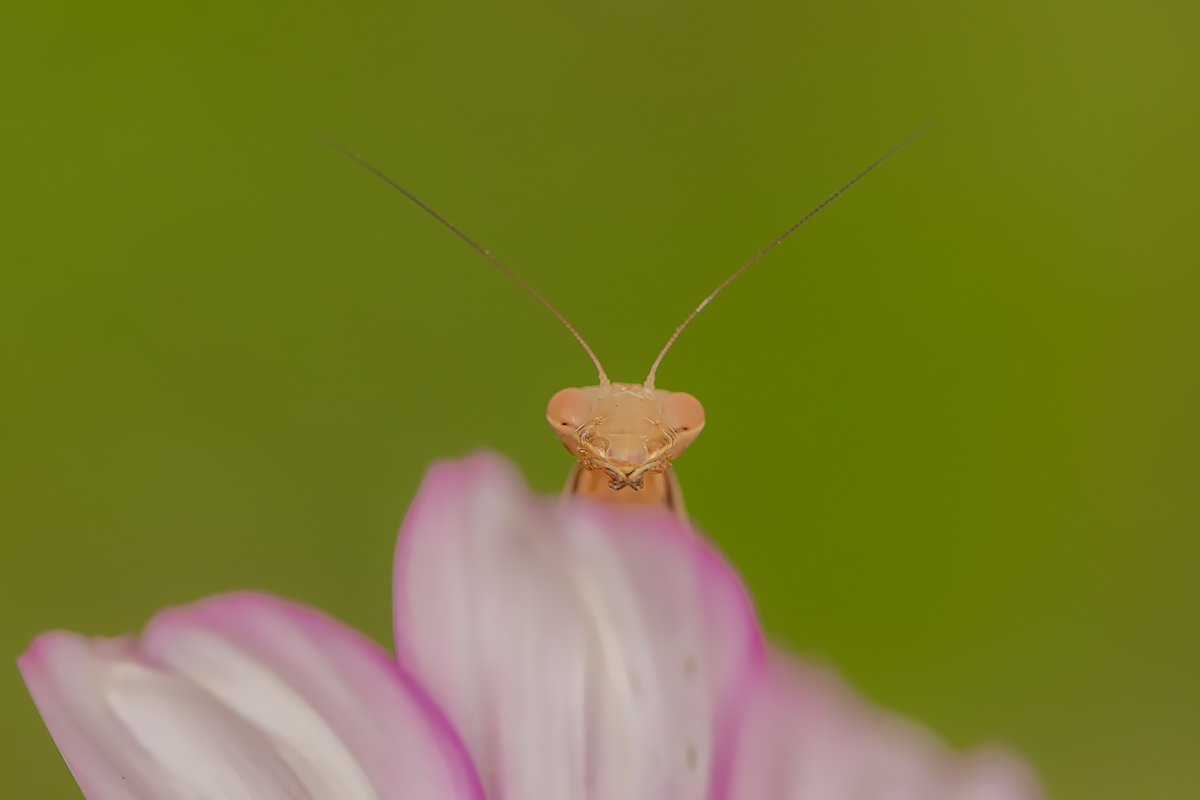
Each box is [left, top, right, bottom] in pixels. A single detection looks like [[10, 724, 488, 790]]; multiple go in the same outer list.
[[20, 452, 1045, 799]]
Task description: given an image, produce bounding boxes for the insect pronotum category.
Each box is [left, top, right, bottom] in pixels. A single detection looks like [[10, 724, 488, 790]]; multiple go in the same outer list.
[[332, 136, 916, 520]]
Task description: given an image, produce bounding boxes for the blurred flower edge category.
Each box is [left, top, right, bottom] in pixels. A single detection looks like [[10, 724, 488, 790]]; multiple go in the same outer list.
[[19, 451, 1045, 800]]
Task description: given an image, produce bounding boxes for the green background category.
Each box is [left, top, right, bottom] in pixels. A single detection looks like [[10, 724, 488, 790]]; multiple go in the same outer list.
[[2, 1, 1196, 797]]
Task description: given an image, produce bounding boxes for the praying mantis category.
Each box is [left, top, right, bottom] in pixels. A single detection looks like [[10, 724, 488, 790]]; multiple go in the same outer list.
[[333, 137, 914, 521]]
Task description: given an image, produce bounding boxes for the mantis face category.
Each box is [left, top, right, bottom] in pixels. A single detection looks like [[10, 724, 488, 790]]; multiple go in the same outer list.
[[547, 384, 705, 491]]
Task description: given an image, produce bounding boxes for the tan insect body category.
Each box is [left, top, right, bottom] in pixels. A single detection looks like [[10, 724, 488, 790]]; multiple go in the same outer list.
[[547, 382, 704, 515], [333, 134, 916, 519]]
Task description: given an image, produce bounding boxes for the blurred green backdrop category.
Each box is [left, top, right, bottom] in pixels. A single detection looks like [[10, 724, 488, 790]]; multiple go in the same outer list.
[[2, 1, 1197, 797]]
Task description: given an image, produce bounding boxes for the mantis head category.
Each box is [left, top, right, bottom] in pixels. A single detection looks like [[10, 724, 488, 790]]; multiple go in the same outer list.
[[333, 131, 916, 505], [546, 384, 705, 490]]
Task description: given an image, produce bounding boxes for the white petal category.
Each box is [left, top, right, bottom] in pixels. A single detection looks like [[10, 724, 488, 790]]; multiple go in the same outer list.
[[22, 633, 316, 800], [392, 452, 765, 800], [21, 592, 484, 800], [725, 655, 1046, 800]]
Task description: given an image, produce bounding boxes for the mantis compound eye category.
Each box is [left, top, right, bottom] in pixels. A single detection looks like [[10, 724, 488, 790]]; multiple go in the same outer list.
[[547, 388, 593, 455], [662, 392, 705, 458], [546, 388, 591, 431]]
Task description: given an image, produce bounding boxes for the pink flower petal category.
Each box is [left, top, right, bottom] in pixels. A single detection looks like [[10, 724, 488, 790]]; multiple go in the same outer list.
[[19, 592, 484, 800], [392, 451, 766, 800], [725, 654, 1046, 800]]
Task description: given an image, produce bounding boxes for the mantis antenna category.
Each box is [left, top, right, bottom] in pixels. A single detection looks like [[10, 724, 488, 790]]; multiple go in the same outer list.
[[642, 132, 923, 392], [327, 141, 611, 387]]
